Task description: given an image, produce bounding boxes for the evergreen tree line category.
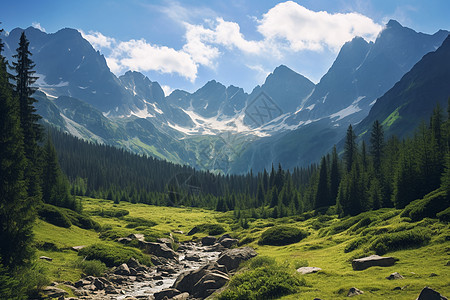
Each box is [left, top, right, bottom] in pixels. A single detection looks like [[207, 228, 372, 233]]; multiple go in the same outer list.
[[0, 28, 74, 271]]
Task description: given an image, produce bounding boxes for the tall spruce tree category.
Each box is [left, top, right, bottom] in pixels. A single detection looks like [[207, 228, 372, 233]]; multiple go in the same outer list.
[[344, 124, 357, 172], [329, 145, 340, 203], [370, 120, 384, 174], [0, 35, 35, 267], [315, 156, 330, 209], [12, 32, 42, 202]]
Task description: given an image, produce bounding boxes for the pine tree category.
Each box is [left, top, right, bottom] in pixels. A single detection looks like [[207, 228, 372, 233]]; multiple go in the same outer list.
[[370, 120, 384, 173], [344, 124, 357, 172], [0, 40, 35, 267], [42, 135, 59, 205], [315, 156, 330, 209], [329, 145, 340, 203], [12, 32, 42, 202]]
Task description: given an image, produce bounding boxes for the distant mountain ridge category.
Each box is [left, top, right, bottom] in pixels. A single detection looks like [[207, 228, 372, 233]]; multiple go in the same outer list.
[[2, 20, 448, 172]]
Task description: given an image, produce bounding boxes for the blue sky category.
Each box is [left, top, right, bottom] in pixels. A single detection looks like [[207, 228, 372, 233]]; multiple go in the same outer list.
[[2, 0, 449, 94]]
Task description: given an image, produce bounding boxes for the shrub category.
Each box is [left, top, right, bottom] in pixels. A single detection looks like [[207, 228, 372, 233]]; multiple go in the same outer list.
[[217, 265, 305, 300], [88, 208, 129, 218], [188, 223, 226, 236], [259, 226, 308, 246], [124, 217, 157, 228], [37, 204, 72, 228], [325, 215, 364, 235], [370, 228, 431, 255], [78, 243, 151, 267], [401, 190, 449, 221], [62, 208, 100, 230], [247, 256, 276, 269], [237, 236, 254, 246], [74, 259, 107, 277], [437, 207, 450, 222], [344, 237, 369, 253]]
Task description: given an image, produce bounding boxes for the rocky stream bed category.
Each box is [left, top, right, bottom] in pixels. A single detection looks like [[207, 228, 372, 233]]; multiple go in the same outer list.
[[42, 234, 257, 300]]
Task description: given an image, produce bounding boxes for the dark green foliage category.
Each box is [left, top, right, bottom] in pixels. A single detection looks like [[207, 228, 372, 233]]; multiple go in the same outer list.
[[78, 243, 151, 267], [314, 156, 330, 209], [344, 124, 357, 172], [370, 228, 431, 255], [63, 208, 100, 230], [74, 259, 107, 277], [0, 45, 35, 267], [437, 207, 450, 222], [37, 204, 72, 228], [88, 208, 129, 218], [401, 190, 449, 221], [344, 237, 369, 253], [370, 120, 384, 173], [218, 260, 305, 300], [188, 223, 225, 235], [259, 226, 308, 246]]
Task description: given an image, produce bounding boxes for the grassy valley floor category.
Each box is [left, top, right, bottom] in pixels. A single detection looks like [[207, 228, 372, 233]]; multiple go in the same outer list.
[[34, 197, 450, 299]]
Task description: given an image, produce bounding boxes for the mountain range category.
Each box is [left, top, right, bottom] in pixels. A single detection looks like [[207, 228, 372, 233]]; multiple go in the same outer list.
[[1, 20, 449, 173]]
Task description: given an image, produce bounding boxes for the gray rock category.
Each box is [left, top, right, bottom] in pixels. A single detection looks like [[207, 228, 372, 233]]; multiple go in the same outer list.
[[202, 236, 217, 246], [297, 267, 322, 274], [184, 253, 201, 262], [39, 256, 53, 261], [128, 233, 145, 241], [71, 245, 86, 252], [347, 287, 364, 297], [42, 286, 68, 298], [139, 241, 178, 259], [386, 272, 404, 280], [154, 288, 181, 300], [217, 247, 257, 271], [187, 227, 199, 235], [171, 292, 189, 300], [192, 272, 230, 298], [157, 237, 174, 249], [173, 230, 184, 235], [218, 233, 232, 243], [220, 238, 238, 248], [117, 237, 133, 244], [173, 262, 225, 294], [115, 263, 131, 276], [352, 255, 397, 271], [93, 277, 105, 290], [74, 279, 90, 288], [416, 287, 448, 300], [127, 257, 142, 269], [105, 285, 119, 294]]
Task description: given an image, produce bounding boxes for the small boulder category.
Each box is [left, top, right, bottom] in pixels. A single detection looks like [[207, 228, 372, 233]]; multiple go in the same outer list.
[[202, 236, 217, 246], [139, 241, 178, 259], [154, 288, 181, 300], [39, 256, 53, 261], [416, 287, 448, 300], [42, 286, 68, 298], [128, 233, 145, 241], [218, 233, 232, 243], [184, 253, 201, 262], [220, 238, 238, 248], [347, 287, 364, 297], [386, 272, 404, 280], [173, 230, 184, 235], [104, 285, 119, 294], [217, 247, 257, 271], [114, 263, 131, 276], [352, 255, 397, 271], [157, 237, 174, 249], [71, 245, 86, 252], [297, 267, 322, 274], [172, 292, 190, 300]]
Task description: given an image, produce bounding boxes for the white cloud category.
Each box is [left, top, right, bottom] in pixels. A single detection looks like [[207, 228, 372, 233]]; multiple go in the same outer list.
[[111, 39, 198, 82], [257, 1, 382, 52], [32, 22, 46, 32], [79, 30, 115, 49]]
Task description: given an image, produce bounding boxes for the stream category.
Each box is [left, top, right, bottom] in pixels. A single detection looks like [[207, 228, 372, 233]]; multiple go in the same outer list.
[[116, 242, 221, 299]]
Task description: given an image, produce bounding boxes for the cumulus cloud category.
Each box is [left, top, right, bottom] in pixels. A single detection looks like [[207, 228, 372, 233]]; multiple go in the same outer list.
[[257, 1, 382, 52], [111, 39, 198, 82], [80, 30, 116, 49], [161, 85, 174, 96], [32, 22, 46, 32]]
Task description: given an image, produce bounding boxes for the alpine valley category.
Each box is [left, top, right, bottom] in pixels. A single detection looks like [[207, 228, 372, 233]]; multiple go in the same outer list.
[[2, 20, 449, 173]]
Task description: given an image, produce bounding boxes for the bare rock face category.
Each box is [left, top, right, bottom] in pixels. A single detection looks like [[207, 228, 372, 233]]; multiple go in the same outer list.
[[352, 255, 397, 270], [347, 287, 364, 297], [416, 287, 448, 300], [297, 267, 322, 274], [217, 247, 257, 271]]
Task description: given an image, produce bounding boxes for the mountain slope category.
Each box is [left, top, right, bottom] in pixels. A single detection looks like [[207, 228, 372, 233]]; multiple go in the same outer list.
[[356, 34, 450, 139]]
